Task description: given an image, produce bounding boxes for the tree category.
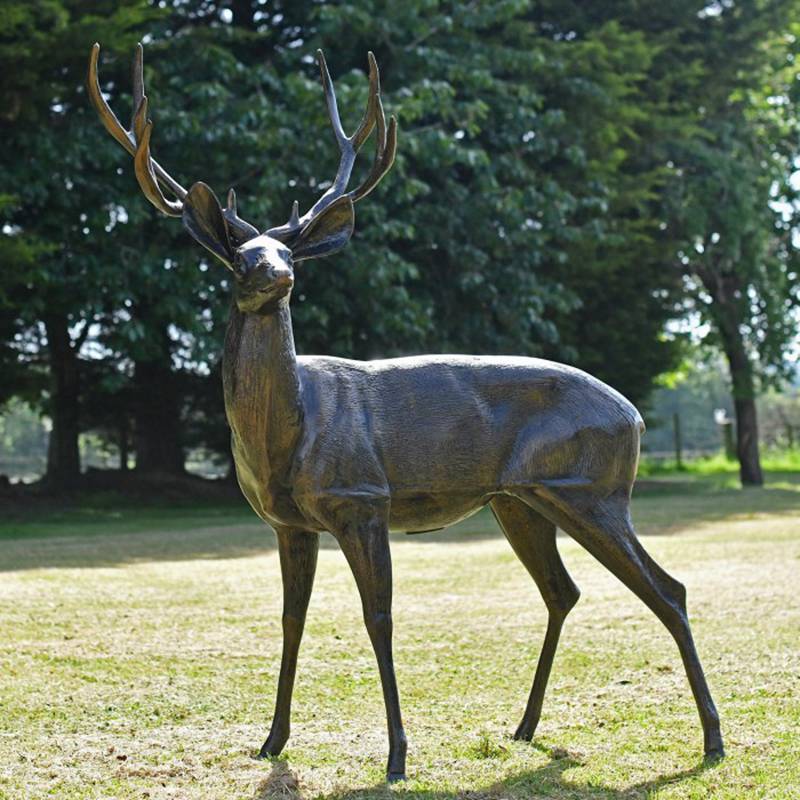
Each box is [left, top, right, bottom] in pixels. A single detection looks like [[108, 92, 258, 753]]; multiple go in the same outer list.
[[536, 0, 800, 485], [662, 2, 800, 485], [0, 0, 159, 487], [5, 0, 796, 490], [291, 1, 684, 403], [86, 0, 674, 475]]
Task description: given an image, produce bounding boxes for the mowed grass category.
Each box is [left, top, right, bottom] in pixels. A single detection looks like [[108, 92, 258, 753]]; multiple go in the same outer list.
[[1, 475, 798, 799]]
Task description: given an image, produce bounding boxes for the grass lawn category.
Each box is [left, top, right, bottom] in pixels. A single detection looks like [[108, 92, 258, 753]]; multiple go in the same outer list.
[[1, 473, 798, 799]]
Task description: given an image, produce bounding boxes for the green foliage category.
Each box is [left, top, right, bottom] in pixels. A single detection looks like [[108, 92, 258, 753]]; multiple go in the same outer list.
[[662, 6, 800, 387], [644, 347, 800, 456], [1, 0, 798, 477]]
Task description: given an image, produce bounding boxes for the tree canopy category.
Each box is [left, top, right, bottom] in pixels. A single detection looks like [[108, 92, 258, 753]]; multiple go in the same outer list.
[[1, 0, 798, 488]]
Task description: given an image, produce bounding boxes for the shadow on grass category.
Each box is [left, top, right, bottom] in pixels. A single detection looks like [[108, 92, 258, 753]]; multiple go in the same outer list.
[[0, 522, 279, 572], [254, 748, 719, 800], [629, 483, 800, 536], [2, 471, 797, 572]]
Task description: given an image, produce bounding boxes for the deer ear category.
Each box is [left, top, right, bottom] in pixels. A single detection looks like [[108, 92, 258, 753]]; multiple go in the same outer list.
[[291, 195, 355, 262], [182, 182, 235, 268]]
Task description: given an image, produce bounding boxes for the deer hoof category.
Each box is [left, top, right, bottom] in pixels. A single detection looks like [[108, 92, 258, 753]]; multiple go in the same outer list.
[[703, 729, 725, 762], [512, 723, 535, 742], [258, 731, 288, 758], [704, 745, 725, 763]]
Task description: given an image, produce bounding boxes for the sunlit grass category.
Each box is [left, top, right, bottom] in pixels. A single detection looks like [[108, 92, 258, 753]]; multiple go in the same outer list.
[[638, 447, 800, 481], [1, 473, 798, 799]]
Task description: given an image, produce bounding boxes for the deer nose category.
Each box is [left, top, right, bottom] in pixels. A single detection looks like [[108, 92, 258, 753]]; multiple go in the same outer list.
[[270, 268, 294, 289]]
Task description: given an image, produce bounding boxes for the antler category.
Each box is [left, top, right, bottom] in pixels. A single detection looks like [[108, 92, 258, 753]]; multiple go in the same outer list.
[[88, 44, 395, 252], [266, 50, 398, 244], [88, 43, 258, 241]]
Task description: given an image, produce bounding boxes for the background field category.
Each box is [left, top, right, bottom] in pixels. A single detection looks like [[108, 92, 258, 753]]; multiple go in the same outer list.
[[1, 471, 798, 800]]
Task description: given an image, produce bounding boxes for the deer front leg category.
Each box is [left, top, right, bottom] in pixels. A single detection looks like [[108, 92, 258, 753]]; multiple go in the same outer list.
[[259, 527, 319, 759], [327, 503, 407, 781]]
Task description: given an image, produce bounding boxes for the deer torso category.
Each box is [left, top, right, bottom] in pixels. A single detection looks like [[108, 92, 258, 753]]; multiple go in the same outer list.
[[223, 305, 644, 534]]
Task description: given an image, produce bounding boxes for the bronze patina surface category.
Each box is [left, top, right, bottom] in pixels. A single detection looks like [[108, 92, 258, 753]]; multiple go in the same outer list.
[[89, 43, 723, 781]]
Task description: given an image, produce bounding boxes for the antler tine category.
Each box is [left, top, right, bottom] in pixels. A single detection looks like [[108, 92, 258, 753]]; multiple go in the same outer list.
[[134, 120, 183, 215], [350, 52, 380, 151], [88, 43, 188, 215], [131, 43, 144, 128], [224, 187, 259, 242], [317, 50, 379, 185], [350, 100, 397, 203], [267, 49, 396, 243], [88, 43, 136, 156], [128, 43, 187, 205], [318, 51, 347, 148]]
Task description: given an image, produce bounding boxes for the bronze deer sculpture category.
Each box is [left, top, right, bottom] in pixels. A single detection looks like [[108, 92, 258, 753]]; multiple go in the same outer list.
[[88, 43, 723, 781]]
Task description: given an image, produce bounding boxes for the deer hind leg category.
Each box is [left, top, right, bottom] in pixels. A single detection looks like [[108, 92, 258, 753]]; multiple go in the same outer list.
[[518, 487, 724, 759], [490, 495, 581, 742]]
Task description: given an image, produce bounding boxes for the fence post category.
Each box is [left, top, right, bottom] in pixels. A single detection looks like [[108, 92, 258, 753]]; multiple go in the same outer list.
[[673, 412, 683, 469], [714, 409, 736, 460]]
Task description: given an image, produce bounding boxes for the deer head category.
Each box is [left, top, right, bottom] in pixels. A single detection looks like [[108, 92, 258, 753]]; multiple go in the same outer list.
[[88, 43, 397, 314]]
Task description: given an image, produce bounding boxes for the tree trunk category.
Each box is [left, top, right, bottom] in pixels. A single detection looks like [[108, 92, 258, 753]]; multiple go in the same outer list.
[[733, 394, 763, 485], [230, 0, 257, 29], [722, 328, 764, 486], [717, 355, 764, 486], [132, 349, 185, 476], [698, 267, 764, 487], [43, 314, 81, 489]]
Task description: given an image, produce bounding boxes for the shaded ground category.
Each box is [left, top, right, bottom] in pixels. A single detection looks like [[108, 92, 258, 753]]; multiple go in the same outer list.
[[0, 472, 798, 798], [0, 469, 243, 521], [2, 471, 798, 568]]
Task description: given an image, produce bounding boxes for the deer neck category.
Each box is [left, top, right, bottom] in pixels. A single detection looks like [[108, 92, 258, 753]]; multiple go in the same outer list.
[[222, 301, 303, 482]]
